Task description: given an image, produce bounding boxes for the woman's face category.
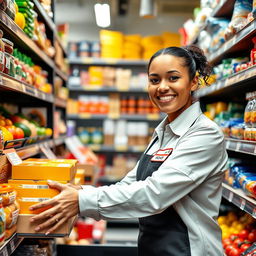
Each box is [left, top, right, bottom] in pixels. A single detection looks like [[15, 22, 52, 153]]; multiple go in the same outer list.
[[148, 54, 198, 122]]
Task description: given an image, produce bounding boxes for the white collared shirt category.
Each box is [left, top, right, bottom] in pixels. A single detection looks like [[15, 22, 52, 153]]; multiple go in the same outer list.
[[79, 101, 228, 256]]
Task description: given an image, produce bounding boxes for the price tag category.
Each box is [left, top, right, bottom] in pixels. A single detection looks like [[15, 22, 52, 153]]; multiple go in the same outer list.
[[79, 113, 92, 119], [228, 192, 234, 202], [147, 113, 160, 120], [10, 239, 15, 252], [254, 146, 256, 154], [106, 58, 118, 65], [240, 199, 246, 210], [235, 142, 241, 151], [89, 144, 101, 151], [82, 57, 93, 64], [0, 75, 3, 85], [2, 247, 8, 256], [108, 113, 119, 119], [226, 140, 230, 149], [34, 89, 38, 97], [39, 143, 56, 159], [25, 85, 35, 96], [115, 145, 128, 152], [252, 208, 256, 218], [4, 148, 22, 166]]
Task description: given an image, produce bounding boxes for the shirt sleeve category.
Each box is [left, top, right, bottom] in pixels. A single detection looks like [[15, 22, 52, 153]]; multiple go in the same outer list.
[[79, 125, 227, 221]]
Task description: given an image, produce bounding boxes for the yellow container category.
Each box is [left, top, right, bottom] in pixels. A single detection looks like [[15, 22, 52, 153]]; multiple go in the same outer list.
[[8, 179, 67, 198], [12, 159, 77, 181]]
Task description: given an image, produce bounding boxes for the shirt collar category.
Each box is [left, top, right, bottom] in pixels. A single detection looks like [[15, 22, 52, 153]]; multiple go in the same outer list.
[[154, 101, 202, 137]]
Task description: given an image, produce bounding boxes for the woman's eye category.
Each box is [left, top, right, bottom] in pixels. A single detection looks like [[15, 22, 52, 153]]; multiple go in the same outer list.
[[149, 78, 159, 84], [169, 76, 179, 81]]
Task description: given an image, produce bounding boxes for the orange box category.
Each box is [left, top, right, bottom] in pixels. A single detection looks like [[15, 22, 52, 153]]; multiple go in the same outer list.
[[17, 198, 52, 214], [8, 180, 67, 198], [16, 214, 77, 237], [12, 159, 78, 181]]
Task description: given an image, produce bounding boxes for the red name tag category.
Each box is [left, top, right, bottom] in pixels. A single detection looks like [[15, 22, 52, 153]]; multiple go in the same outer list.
[[151, 148, 173, 162]]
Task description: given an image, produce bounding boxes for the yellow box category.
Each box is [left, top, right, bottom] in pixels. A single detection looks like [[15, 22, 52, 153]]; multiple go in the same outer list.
[[16, 214, 77, 237], [8, 179, 67, 198], [17, 198, 52, 214], [12, 158, 78, 181]]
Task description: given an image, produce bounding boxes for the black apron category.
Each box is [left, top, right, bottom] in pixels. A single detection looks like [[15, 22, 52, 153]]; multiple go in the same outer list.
[[136, 138, 191, 256]]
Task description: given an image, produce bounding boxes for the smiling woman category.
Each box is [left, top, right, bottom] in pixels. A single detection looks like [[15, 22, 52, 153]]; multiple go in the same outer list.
[[30, 45, 228, 256]]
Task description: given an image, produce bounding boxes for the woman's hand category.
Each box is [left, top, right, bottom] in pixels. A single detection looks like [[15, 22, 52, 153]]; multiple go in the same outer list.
[[30, 180, 80, 235]]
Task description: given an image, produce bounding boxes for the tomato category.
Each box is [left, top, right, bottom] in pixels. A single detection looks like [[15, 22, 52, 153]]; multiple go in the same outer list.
[[229, 247, 241, 256], [240, 243, 251, 253], [233, 238, 244, 248], [230, 234, 239, 241], [226, 245, 235, 255], [248, 231, 256, 242], [239, 229, 249, 240], [14, 127, 24, 139], [222, 238, 232, 249]]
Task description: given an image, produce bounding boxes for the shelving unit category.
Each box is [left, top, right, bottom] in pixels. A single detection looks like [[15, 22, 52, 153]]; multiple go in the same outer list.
[[0, 1, 68, 254], [190, 3, 256, 254]]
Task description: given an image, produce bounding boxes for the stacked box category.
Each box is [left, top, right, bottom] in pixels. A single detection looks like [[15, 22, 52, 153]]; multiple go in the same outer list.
[[100, 30, 123, 59], [123, 34, 142, 59], [141, 35, 163, 60]]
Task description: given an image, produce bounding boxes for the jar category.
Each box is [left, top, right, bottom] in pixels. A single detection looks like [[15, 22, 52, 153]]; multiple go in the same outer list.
[[0, 198, 6, 246], [2, 38, 13, 55], [0, 30, 4, 72], [0, 184, 16, 206], [2, 38, 14, 76], [4, 201, 19, 229]]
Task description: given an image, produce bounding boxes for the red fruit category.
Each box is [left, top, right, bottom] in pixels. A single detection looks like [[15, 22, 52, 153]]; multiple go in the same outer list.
[[222, 238, 232, 249], [230, 234, 239, 241], [5, 126, 16, 138], [229, 247, 241, 256], [240, 243, 251, 253], [226, 245, 235, 255], [14, 127, 24, 139], [5, 119, 13, 126], [248, 231, 256, 242], [239, 229, 249, 240], [233, 238, 244, 248]]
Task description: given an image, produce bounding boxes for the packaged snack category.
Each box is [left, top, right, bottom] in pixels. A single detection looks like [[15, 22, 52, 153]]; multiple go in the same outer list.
[[0, 198, 5, 245], [0, 184, 17, 206]]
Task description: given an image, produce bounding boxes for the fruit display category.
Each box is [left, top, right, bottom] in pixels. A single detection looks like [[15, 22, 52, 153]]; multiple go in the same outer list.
[[0, 105, 52, 147], [218, 211, 256, 255]]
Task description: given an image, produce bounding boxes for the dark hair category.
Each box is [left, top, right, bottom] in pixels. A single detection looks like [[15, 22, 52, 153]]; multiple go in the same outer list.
[[147, 45, 212, 85]]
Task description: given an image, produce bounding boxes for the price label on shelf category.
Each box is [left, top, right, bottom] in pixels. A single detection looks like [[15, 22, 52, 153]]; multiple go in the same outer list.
[[240, 199, 246, 210], [10, 239, 15, 252], [147, 113, 160, 120], [235, 142, 241, 151], [115, 145, 128, 152], [228, 192, 234, 202], [2, 247, 8, 256], [254, 146, 256, 154], [80, 113, 92, 119], [226, 140, 230, 149], [25, 85, 35, 96], [0, 75, 3, 85], [4, 148, 22, 166], [82, 57, 93, 64]]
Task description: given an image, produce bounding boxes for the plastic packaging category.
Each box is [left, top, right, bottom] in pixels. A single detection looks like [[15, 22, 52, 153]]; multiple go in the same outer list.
[[0, 198, 5, 245], [0, 184, 16, 206], [4, 201, 19, 229]]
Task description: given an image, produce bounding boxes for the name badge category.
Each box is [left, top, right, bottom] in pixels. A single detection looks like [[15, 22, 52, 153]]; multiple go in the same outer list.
[[151, 148, 173, 162]]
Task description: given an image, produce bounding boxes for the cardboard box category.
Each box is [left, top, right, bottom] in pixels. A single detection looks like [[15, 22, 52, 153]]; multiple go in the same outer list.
[[16, 214, 77, 237], [8, 179, 67, 198], [12, 159, 78, 181]]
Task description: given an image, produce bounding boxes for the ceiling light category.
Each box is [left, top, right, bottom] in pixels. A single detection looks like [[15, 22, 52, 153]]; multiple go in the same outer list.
[[94, 3, 111, 28], [140, 0, 157, 18]]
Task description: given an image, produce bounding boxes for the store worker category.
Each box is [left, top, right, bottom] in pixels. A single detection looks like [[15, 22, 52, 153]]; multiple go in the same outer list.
[[30, 45, 228, 256]]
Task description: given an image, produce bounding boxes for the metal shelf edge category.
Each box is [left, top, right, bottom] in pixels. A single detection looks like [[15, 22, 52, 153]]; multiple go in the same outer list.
[[0, 234, 23, 256], [225, 138, 256, 155]]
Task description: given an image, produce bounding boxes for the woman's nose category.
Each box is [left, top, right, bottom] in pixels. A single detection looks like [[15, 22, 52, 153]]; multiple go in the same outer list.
[[158, 81, 169, 92]]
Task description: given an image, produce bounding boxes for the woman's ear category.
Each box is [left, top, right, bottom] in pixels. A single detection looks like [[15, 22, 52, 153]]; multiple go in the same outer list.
[[190, 76, 199, 92]]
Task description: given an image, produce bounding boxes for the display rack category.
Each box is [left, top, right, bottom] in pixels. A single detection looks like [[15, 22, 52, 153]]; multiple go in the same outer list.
[[0, 234, 23, 256], [225, 138, 256, 155], [0, 1, 68, 254], [88, 144, 145, 153], [68, 87, 147, 93]]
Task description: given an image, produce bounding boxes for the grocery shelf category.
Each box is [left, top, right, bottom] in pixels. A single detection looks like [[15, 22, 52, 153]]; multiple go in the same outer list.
[[32, 0, 55, 32], [68, 86, 147, 93], [69, 57, 148, 66], [67, 113, 162, 121], [55, 97, 67, 108], [88, 144, 146, 153], [208, 20, 256, 65], [16, 139, 54, 159], [194, 64, 256, 98], [32, 0, 67, 57], [188, 0, 235, 44], [0, 11, 54, 68], [0, 234, 23, 256], [0, 72, 54, 103], [222, 183, 256, 218], [225, 138, 256, 156], [55, 66, 68, 82]]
